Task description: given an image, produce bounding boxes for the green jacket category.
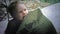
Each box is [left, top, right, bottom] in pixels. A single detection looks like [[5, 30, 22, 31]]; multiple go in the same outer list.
[[16, 8, 57, 34]]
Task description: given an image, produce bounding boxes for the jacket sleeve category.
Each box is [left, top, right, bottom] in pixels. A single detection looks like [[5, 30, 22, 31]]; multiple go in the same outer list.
[[47, 22, 57, 34]]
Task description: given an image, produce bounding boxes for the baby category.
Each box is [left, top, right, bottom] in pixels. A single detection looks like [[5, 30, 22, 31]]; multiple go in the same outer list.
[[5, 1, 28, 34]]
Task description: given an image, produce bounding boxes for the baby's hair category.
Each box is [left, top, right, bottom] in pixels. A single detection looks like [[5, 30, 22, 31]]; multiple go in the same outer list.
[[7, 1, 18, 15]]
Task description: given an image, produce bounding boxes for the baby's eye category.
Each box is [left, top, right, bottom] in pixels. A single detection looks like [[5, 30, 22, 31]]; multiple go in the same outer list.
[[24, 9, 26, 11]]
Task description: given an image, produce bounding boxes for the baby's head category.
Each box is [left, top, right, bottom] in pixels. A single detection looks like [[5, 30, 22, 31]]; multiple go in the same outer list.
[[7, 1, 28, 20]]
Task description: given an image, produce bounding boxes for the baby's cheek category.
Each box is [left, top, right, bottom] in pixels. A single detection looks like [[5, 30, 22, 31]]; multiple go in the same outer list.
[[19, 13, 23, 17]]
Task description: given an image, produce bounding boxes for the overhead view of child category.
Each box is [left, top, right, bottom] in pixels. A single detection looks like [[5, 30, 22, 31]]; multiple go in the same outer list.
[[5, 0, 57, 34]]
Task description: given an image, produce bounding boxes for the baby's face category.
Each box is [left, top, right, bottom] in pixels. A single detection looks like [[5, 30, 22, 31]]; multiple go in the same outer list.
[[15, 4, 28, 20]]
